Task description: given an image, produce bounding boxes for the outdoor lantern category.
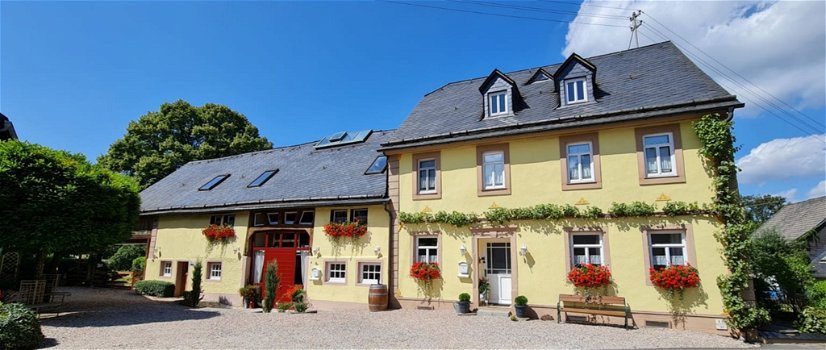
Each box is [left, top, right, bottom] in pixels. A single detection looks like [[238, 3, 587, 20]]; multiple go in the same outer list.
[[374, 246, 381, 255], [459, 244, 466, 256], [520, 243, 528, 256]]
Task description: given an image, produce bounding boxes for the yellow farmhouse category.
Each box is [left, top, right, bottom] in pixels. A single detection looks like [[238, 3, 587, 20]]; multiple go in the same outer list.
[[378, 42, 742, 333], [139, 130, 395, 306]]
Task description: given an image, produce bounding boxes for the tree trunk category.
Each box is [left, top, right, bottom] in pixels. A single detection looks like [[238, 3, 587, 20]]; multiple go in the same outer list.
[[34, 250, 46, 279]]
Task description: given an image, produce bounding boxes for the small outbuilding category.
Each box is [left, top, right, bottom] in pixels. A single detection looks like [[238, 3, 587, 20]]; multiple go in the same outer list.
[[756, 196, 826, 278]]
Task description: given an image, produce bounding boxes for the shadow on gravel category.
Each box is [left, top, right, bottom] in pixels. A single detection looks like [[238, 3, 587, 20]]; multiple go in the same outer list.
[[38, 287, 221, 328], [39, 338, 59, 348]]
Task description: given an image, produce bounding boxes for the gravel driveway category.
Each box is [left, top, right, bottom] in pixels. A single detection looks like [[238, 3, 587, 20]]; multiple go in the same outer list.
[[40, 287, 755, 349]]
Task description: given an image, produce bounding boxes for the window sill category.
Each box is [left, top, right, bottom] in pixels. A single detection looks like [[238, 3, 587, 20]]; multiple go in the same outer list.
[[412, 192, 442, 200], [325, 281, 347, 286], [478, 187, 511, 197], [639, 174, 685, 186]]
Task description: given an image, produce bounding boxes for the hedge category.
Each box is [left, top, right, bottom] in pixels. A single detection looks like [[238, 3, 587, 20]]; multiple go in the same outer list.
[[134, 280, 175, 297], [0, 302, 43, 350]]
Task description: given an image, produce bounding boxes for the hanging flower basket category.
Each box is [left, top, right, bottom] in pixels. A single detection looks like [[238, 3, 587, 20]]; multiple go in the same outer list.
[[323, 221, 367, 238], [202, 224, 235, 242], [409, 262, 441, 282], [649, 264, 700, 291], [567, 264, 612, 289]]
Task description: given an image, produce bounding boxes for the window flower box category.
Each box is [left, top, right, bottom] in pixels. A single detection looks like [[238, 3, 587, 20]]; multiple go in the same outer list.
[[202, 224, 235, 242], [567, 264, 612, 289], [323, 221, 367, 238], [649, 264, 700, 291], [409, 262, 441, 282]]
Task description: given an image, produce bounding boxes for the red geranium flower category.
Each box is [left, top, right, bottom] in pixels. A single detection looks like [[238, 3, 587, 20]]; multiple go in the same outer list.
[[567, 264, 612, 289], [649, 264, 700, 291]]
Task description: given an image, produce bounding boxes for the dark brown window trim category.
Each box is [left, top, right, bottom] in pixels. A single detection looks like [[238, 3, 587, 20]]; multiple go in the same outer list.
[[412, 152, 442, 200], [635, 124, 686, 185], [559, 133, 602, 190], [476, 143, 512, 196]]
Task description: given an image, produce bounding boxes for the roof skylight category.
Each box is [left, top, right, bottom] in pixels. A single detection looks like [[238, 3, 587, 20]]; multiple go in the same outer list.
[[248, 169, 278, 188], [365, 155, 388, 175], [315, 129, 373, 149], [199, 174, 230, 191]]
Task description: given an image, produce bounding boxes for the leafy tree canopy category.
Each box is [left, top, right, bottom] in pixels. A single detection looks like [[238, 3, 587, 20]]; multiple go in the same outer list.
[[98, 100, 272, 189], [106, 244, 145, 271], [0, 141, 140, 256], [743, 194, 786, 225]]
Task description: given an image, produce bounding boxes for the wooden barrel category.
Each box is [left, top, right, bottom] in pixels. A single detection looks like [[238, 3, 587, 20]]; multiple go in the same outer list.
[[368, 284, 388, 312]]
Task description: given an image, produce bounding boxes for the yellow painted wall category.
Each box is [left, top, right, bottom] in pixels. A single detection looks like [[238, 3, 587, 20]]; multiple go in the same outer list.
[[306, 204, 390, 304], [395, 117, 728, 315], [397, 217, 726, 315], [144, 212, 249, 297]]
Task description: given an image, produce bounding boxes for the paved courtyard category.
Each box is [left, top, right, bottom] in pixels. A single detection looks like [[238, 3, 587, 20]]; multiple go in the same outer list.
[[40, 287, 755, 349]]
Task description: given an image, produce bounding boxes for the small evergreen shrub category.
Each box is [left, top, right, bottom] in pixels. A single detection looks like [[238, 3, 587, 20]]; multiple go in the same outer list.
[[458, 293, 471, 302], [184, 261, 203, 307], [262, 261, 279, 313], [134, 280, 175, 297], [514, 295, 528, 306], [0, 302, 44, 349]]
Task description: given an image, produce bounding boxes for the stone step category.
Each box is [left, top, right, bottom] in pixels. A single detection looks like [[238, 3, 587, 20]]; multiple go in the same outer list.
[[476, 307, 512, 317]]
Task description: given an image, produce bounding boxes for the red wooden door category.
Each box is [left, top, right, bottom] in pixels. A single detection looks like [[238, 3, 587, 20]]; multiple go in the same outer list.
[[257, 231, 298, 303]]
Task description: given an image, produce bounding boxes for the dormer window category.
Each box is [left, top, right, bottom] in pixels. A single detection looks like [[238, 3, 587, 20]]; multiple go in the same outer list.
[[488, 90, 508, 116], [565, 78, 587, 104]]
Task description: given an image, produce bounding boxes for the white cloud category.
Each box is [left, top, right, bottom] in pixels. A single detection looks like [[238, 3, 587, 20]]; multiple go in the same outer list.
[[736, 134, 826, 184], [563, 1, 826, 116], [808, 180, 826, 199], [773, 188, 798, 202]]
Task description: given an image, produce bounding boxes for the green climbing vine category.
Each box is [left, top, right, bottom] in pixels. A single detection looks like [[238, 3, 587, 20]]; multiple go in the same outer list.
[[399, 200, 711, 227], [694, 113, 769, 337]]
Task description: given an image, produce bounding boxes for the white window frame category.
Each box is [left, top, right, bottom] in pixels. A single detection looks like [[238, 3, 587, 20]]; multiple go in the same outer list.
[[566, 142, 595, 183], [482, 150, 506, 190], [326, 262, 347, 284], [415, 236, 439, 263], [488, 90, 509, 116], [359, 263, 381, 285], [161, 261, 172, 277], [565, 78, 587, 104], [331, 209, 348, 223], [417, 159, 437, 194], [643, 132, 677, 177], [299, 211, 315, 225], [267, 212, 279, 225], [571, 233, 604, 266], [649, 232, 687, 269], [208, 262, 222, 281], [284, 211, 298, 225]]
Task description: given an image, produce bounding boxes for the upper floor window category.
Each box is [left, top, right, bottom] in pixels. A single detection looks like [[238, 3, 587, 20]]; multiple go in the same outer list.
[[331, 210, 348, 223], [416, 237, 439, 263], [488, 90, 508, 116], [199, 174, 230, 191], [643, 133, 676, 177], [210, 214, 235, 227], [298, 210, 315, 225], [351, 208, 368, 225], [567, 142, 594, 183], [365, 155, 388, 175], [571, 233, 603, 266], [482, 151, 506, 190], [565, 78, 587, 104], [418, 159, 437, 194], [649, 232, 686, 269]]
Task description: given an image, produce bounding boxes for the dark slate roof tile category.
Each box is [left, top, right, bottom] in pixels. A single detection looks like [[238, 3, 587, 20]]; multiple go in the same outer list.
[[756, 196, 826, 240]]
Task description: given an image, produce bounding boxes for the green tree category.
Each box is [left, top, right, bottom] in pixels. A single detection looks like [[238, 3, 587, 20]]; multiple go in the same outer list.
[[743, 194, 786, 224], [98, 100, 272, 189], [106, 245, 145, 271], [0, 141, 140, 275], [185, 261, 203, 307], [750, 230, 813, 313]]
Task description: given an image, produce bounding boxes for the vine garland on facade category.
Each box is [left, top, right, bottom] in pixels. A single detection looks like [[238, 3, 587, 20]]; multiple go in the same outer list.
[[398, 201, 711, 227], [694, 113, 769, 336]]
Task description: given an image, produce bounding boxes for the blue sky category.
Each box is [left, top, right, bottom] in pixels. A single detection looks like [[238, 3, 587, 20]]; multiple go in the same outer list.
[[2, 1, 824, 202]]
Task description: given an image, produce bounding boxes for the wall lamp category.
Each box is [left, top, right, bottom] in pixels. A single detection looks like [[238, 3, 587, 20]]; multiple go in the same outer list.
[[374, 246, 381, 255], [459, 244, 467, 256], [520, 243, 528, 256]]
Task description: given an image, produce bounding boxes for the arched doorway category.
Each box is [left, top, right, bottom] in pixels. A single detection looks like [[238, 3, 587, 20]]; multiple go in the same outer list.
[[249, 230, 311, 302]]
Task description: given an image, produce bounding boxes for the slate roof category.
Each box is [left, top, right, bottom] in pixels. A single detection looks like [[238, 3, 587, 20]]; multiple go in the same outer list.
[[139, 130, 395, 215], [756, 196, 826, 240], [382, 41, 742, 150]]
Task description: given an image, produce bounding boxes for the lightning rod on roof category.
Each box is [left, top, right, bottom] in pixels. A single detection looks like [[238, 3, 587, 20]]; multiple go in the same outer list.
[[628, 10, 643, 50]]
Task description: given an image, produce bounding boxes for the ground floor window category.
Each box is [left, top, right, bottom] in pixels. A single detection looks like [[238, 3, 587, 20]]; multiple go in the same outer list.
[[161, 261, 172, 277], [208, 262, 222, 281], [359, 263, 381, 285], [327, 262, 346, 283], [571, 233, 603, 266], [649, 232, 686, 269], [416, 237, 438, 263]]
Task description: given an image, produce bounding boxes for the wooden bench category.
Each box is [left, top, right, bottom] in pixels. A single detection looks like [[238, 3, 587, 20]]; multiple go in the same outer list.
[[557, 294, 631, 329]]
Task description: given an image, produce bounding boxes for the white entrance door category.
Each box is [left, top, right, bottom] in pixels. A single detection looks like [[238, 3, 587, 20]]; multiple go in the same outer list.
[[486, 242, 512, 305]]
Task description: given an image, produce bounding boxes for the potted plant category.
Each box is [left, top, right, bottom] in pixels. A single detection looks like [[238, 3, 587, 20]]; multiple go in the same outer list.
[[454, 293, 471, 314], [238, 284, 259, 308], [567, 264, 612, 298], [478, 278, 490, 305], [514, 295, 528, 318]]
